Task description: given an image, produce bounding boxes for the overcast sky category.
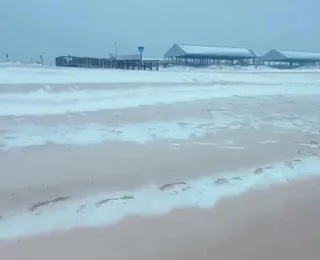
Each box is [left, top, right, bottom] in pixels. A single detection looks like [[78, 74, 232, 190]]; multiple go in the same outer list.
[[1, 0, 319, 64]]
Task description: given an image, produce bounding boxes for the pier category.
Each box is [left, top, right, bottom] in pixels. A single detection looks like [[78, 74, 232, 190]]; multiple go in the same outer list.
[[55, 55, 159, 70]]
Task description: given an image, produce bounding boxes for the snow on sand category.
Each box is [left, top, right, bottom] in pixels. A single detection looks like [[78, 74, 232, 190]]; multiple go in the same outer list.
[[1, 65, 320, 259]]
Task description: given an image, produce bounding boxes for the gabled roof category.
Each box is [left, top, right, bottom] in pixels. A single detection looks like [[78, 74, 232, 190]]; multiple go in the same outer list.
[[261, 49, 320, 62], [164, 44, 257, 59]]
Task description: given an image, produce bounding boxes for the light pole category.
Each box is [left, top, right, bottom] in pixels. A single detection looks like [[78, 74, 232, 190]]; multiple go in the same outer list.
[[114, 42, 118, 59]]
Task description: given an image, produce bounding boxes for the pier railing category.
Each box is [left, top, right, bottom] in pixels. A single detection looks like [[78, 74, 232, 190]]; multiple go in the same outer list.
[[55, 56, 159, 70]]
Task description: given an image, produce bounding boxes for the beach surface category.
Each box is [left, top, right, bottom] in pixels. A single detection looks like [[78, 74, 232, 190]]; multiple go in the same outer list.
[[1, 177, 320, 260], [1, 65, 320, 259]]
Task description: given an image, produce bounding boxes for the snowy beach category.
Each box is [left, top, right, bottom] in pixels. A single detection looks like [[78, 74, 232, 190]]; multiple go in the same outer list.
[[1, 65, 320, 259]]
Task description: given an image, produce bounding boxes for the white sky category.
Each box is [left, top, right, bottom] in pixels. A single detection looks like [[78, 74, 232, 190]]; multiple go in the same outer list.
[[1, 0, 319, 64]]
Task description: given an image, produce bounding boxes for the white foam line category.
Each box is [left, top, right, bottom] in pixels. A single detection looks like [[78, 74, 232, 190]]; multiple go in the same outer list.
[[189, 142, 217, 146], [258, 140, 279, 144], [218, 146, 245, 150], [294, 142, 319, 148], [1, 157, 319, 241], [2, 115, 319, 150]]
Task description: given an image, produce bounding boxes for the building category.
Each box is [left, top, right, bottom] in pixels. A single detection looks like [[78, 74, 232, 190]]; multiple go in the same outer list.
[[164, 44, 257, 66], [261, 49, 320, 68]]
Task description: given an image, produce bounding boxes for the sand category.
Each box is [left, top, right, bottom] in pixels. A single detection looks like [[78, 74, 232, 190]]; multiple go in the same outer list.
[[1, 178, 320, 260], [1, 67, 320, 259], [0, 128, 319, 215], [1, 95, 320, 215]]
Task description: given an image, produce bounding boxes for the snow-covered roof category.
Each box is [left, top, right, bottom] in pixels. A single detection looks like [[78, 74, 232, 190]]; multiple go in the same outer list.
[[164, 44, 257, 59], [261, 49, 320, 61], [279, 50, 320, 60]]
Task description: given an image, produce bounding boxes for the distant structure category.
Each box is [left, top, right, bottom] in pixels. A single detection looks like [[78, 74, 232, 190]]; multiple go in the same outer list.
[[40, 55, 43, 66], [164, 44, 257, 66], [109, 54, 140, 61], [54, 44, 320, 70], [261, 49, 320, 68], [55, 55, 159, 70]]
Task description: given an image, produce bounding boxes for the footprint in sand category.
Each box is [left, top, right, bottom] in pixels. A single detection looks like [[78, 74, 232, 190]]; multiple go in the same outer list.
[[265, 166, 274, 170], [159, 182, 190, 195], [95, 198, 119, 207], [284, 161, 294, 169], [214, 177, 242, 185], [29, 197, 69, 212], [253, 167, 264, 175], [253, 164, 281, 175], [214, 178, 229, 185], [284, 159, 303, 170], [95, 196, 134, 207], [76, 204, 86, 213]]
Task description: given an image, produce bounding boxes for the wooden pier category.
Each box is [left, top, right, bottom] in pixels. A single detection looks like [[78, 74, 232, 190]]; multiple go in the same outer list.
[[55, 55, 159, 70]]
